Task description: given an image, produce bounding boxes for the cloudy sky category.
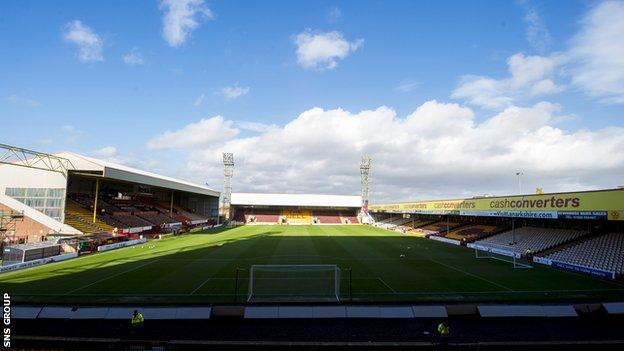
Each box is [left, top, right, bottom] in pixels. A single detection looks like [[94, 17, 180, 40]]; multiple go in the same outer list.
[[1, 0, 624, 202]]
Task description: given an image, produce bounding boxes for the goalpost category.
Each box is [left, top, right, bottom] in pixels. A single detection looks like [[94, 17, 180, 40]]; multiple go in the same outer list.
[[247, 264, 341, 302], [474, 247, 532, 269]]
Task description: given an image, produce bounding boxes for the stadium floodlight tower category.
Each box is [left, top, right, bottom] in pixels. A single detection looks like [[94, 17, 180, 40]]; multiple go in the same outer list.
[[222, 153, 234, 221], [359, 155, 372, 223]]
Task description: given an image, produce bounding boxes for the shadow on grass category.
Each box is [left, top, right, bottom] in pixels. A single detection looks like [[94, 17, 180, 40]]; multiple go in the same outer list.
[[1, 225, 623, 305]]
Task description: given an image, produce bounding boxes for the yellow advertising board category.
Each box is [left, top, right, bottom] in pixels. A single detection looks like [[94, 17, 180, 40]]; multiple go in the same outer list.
[[369, 188, 624, 221]]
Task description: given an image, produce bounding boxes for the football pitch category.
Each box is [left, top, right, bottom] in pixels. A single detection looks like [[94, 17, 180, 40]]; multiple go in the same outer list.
[[1, 225, 622, 304]]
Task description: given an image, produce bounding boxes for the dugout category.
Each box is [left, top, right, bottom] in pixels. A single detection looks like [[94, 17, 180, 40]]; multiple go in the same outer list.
[[2, 241, 61, 266]]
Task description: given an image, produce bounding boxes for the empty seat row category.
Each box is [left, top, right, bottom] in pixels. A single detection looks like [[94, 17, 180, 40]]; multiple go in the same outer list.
[[473, 226, 587, 255], [541, 233, 624, 275]]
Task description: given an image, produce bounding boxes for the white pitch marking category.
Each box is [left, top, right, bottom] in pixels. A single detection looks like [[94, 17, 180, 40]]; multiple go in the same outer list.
[[65, 259, 160, 295], [377, 277, 398, 294], [428, 258, 515, 292], [189, 277, 212, 295]]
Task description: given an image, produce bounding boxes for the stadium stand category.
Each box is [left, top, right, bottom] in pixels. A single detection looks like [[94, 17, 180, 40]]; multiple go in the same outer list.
[[403, 219, 437, 232], [374, 216, 412, 230], [137, 211, 178, 226], [233, 208, 247, 223], [341, 213, 359, 224], [539, 232, 624, 276], [313, 210, 342, 224], [472, 226, 588, 256], [109, 212, 153, 228], [441, 224, 504, 243], [284, 209, 312, 224], [250, 209, 281, 224], [64, 199, 114, 234], [413, 221, 465, 236]]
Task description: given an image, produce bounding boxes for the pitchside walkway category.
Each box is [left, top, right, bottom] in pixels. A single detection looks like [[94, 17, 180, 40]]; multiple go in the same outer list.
[[13, 301, 624, 320], [11, 306, 624, 350]]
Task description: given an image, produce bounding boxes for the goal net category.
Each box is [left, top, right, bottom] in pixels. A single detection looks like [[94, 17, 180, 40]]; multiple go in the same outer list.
[[247, 264, 341, 302], [474, 247, 532, 269]]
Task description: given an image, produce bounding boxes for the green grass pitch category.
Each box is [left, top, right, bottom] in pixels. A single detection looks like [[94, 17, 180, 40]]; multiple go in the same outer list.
[[1, 225, 622, 304]]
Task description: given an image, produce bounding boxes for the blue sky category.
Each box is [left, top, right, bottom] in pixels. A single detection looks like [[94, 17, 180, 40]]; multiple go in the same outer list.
[[1, 0, 624, 201]]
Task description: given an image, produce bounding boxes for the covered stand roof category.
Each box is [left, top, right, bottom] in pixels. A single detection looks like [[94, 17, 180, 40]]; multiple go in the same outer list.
[[57, 152, 220, 197], [231, 193, 361, 208]]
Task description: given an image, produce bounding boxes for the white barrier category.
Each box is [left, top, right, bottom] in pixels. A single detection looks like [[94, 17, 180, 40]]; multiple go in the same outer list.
[[121, 226, 152, 234], [532, 256, 552, 265], [0, 252, 78, 274], [190, 219, 208, 225], [97, 238, 147, 252], [428, 235, 461, 245], [468, 243, 521, 258]]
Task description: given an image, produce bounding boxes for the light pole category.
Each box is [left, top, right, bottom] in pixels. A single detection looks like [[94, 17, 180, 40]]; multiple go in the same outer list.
[[516, 171, 524, 194]]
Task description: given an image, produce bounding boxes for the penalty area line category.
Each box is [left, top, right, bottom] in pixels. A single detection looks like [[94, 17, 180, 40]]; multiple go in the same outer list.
[[64, 259, 160, 295], [377, 277, 397, 294], [428, 257, 515, 292], [189, 277, 212, 295]]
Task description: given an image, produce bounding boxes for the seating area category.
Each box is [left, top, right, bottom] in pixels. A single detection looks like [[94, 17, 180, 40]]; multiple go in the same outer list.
[[440, 224, 504, 243], [373, 216, 412, 230], [313, 211, 342, 224], [284, 209, 312, 224], [108, 213, 153, 228], [232, 208, 360, 225], [64, 199, 114, 234], [65, 194, 203, 232], [472, 226, 588, 256], [341, 213, 359, 224], [412, 221, 465, 236], [249, 209, 281, 223], [137, 211, 178, 226], [540, 233, 624, 276]]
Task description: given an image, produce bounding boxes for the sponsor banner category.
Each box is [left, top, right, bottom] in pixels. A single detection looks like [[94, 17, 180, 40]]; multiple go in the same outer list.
[[460, 210, 558, 219], [532, 256, 553, 266], [97, 238, 146, 252], [429, 235, 461, 245], [557, 211, 607, 220], [120, 226, 152, 234], [165, 222, 183, 229], [550, 260, 615, 280], [469, 243, 521, 258], [0, 252, 78, 274], [190, 219, 208, 225], [370, 188, 624, 220]]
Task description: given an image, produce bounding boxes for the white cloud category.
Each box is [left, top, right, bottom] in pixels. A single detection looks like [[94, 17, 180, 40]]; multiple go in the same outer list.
[[237, 121, 277, 133], [91, 146, 160, 171], [4, 94, 40, 107], [569, 0, 624, 103], [60, 125, 86, 144], [93, 146, 118, 158], [62, 20, 103, 62], [452, 53, 565, 109], [455, 1, 624, 107], [122, 48, 144, 65], [218, 85, 250, 100], [395, 80, 420, 93], [328, 7, 342, 22], [521, 1, 552, 52], [159, 0, 213, 47], [294, 31, 363, 70], [147, 116, 239, 149], [193, 93, 205, 106], [149, 101, 624, 201]]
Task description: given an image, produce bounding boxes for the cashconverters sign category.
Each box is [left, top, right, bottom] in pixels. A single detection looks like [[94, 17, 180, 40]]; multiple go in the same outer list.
[[369, 189, 624, 220]]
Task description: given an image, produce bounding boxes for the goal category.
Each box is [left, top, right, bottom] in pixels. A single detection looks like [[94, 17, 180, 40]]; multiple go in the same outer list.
[[474, 247, 532, 269], [247, 264, 341, 302]]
